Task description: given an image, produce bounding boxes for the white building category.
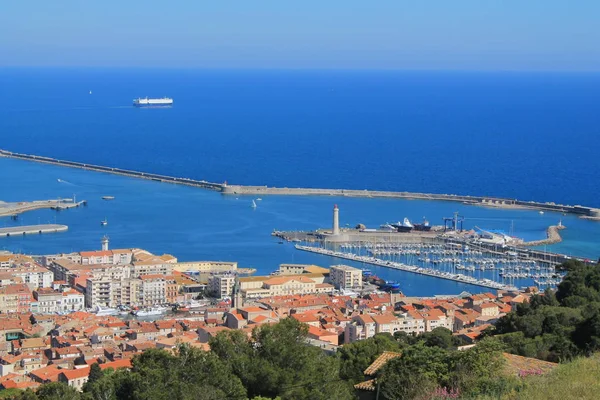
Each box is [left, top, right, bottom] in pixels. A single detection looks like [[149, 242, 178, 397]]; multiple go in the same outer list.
[[208, 274, 235, 299], [329, 265, 362, 290]]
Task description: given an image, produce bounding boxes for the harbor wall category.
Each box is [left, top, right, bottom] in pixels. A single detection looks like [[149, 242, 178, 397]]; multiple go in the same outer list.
[[3, 148, 599, 220], [222, 185, 600, 218]]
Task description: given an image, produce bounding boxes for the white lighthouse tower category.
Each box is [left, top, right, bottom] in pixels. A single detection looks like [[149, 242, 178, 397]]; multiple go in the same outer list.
[[101, 236, 109, 251], [332, 204, 340, 236]]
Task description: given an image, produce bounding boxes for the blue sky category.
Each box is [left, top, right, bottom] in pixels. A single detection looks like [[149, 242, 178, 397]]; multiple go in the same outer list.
[[1, 1, 599, 70]]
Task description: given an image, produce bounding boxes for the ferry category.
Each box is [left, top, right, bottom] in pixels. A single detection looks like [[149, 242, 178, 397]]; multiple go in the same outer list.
[[133, 97, 173, 106]]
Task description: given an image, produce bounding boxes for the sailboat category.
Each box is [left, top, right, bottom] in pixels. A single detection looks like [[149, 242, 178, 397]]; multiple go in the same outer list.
[[101, 218, 108, 226], [251, 200, 257, 209]]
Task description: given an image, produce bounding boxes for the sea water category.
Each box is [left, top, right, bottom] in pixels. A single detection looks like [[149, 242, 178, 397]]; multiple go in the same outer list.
[[1, 69, 599, 295]]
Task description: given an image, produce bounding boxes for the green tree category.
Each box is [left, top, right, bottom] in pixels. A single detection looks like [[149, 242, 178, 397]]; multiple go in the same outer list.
[[378, 343, 450, 400], [337, 333, 403, 383], [34, 382, 80, 400]]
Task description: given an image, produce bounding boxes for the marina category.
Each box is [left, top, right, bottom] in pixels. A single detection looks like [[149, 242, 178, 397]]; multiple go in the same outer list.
[[295, 244, 520, 291]]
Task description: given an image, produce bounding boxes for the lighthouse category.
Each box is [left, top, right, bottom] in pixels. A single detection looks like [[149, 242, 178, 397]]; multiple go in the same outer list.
[[101, 236, 109, 251], [332, 204, 340, 236]]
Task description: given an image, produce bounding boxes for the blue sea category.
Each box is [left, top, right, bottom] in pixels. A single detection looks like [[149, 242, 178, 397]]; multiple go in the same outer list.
[[1, 68, 599, 296]]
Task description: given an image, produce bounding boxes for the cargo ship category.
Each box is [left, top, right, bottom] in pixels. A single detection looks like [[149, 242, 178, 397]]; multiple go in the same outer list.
[[133, 97, 173, 106], [413, 218, 432, 232], [391, 218, 414, 233]]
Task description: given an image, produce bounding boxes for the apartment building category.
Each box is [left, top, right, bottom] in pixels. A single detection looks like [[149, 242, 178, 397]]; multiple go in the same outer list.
[[208, 274, 235, 299], [137, 275, 167, 307], [0, 284, 33, 314], [33, 289, 85, 314], [329, 265, 363, 290]]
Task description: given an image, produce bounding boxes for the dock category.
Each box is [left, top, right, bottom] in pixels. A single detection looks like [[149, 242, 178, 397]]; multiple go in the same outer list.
[[0, 224, 68, 238], [2, 148, 600, 219], [295, 245, 518, 291], [0, 199, 86, 217]]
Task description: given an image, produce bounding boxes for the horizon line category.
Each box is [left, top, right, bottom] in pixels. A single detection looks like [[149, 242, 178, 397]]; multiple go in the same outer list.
[[1, 65, 600, 74]]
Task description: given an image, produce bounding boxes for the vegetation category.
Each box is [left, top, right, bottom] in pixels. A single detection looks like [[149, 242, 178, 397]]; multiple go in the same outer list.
[[493, 260, 600, 361]]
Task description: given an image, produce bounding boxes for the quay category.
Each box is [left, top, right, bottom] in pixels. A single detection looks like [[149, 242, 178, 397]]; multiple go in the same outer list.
[[2, 148, 600, 219], [0, 199, 86, 218], [0, 224, 68, 238], [295, 245, 518, 291]]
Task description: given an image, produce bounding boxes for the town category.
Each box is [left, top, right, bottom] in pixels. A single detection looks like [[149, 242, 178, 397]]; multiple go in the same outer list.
[[0, 236, 541, 392]]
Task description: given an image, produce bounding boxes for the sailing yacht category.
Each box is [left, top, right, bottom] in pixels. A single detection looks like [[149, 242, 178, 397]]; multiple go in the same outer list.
[[251, 200, 257, 209]]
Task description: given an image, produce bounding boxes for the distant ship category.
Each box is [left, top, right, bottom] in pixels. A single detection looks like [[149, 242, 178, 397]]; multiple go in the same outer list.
[[391, 218, 413, 233], [101, 218, 108, 226], [133, 97, 173, 106]]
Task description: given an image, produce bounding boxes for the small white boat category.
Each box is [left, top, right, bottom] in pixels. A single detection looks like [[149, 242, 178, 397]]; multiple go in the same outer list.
[[101, 218, 108, 226], [256, 198, 262, 201], [89, 90, 92, 95], [134, 306, 168, 317], [102, 196, 115, 200], [93, 306, 119, 317], [539, 211, 544, 215]]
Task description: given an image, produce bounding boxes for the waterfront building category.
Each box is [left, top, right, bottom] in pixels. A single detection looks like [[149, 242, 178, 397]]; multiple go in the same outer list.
[[277, 264, 329, 275], [173, 261, 237, 274], [207, 274, 236, 299], [137, 275, 167, 307], [329, 265, 363, 290], [240, 274, 333, 299]]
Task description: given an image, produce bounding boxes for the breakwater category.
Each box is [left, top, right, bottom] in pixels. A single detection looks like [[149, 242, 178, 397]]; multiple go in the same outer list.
[[2, 148, 600, 220], [523, 225, 566, 247], [0, 199, 85, 217], [0, 149, 224, 191], [223, 185, 600, 219], [0, 224, 68, 238]]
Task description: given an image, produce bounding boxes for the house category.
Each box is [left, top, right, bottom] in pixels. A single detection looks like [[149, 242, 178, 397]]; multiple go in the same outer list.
[[58, 367, 90, 391]]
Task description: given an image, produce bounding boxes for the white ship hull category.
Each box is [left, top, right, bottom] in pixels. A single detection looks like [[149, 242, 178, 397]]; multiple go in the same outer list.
[[133, 97, 173, 106], [134, 306, 168, 317]]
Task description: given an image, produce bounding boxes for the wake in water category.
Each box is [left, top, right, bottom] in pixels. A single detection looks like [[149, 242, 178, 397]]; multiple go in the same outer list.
[[57, 178, 75, 185]]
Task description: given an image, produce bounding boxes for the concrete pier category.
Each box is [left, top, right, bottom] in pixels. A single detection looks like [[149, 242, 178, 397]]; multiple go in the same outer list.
[[0, 224, 68, 237], [523, 224, 566, 247], [0, 199, 85, 217]]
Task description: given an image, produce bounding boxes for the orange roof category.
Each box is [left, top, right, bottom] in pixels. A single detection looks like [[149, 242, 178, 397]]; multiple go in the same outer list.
[[364, 351, 402, 376], [29, 365, 61, 382], [99, 359, 132, 370], [60, 367, 90, 381]]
